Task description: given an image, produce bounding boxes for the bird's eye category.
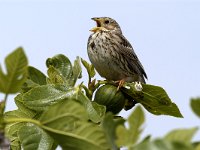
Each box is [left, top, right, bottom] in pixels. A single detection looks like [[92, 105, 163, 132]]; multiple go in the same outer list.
[[104, 20, 110, 24]]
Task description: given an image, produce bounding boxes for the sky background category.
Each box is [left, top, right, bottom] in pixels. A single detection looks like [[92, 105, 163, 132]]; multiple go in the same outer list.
[[0, 0, 200, 142]]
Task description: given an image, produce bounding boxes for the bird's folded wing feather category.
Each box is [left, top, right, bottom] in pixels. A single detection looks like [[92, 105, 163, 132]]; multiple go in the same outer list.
[[115, 33, 147, 79]]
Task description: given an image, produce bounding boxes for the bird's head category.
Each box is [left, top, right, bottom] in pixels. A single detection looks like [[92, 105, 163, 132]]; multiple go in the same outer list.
[[90, 17, 122, 33]]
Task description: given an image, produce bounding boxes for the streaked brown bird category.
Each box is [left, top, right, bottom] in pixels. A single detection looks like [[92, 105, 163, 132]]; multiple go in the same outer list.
[[87, 17, 147, 86]]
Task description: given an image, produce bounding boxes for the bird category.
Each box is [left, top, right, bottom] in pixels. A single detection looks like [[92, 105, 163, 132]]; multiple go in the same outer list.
[[87, 17, 147, 87]]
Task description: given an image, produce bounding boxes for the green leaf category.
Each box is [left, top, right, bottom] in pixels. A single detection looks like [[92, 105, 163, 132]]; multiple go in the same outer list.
[[44, 122, 109, 150], [4, 109, 34, 122], [40, 100, 88, 131], [4, 109, 33, 149], [0, 47, 28, 94], [128, 105, 145, 130], [141, 84, 183, 117], [81, 58, 95, 78], [46, 55, 81, 86], [191, 98, 200, 118], [46, 54, 72, 80], [22, 84, 105, 122], [22, 66, 47, 92], [72, 89, 106, 123], [4, 104, 55, 150], [22, 79, 41, 93], [133, 139, 194, 150], [5, 121, 26, 139], [40, 100, 109, 150], [47, 66, 66, 84], [123, 83, 183, 118], [27, 66, 47, 85], [101, 113, 125, 150], [18, 123, 54, 150], [140, 135, 151, 143], [116, 106, 145, 148], [164, 127, 198, 144], [22, 85, 78, 111], [195, 144, 200, 150], [10, 137, 21, 150], [91, 102, 106, 120], [15, 94, 36, 117]]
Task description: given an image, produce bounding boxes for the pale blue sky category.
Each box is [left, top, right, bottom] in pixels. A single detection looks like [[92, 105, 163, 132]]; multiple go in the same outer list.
[[0, 0, 200, 141]]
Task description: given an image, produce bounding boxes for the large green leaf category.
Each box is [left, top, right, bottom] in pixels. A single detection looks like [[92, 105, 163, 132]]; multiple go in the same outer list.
[[22, 84, 78, 111], [116, 106, 145, 148], [18, 123, 54, 150], [4, 110, 34, 138], [164, 128, 198, 144], [0, 47, 28, 94], [45, 123, 109, 150], [122, 83, 183, 117], [40, 100, 109, 150], [22, 84, 105, 122], [4, 109, 34, 149], [191, 98, 200, 118], [40, 100, 88, 131]]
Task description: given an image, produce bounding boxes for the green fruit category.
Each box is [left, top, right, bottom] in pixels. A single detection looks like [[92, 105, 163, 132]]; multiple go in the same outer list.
[[94, 84, 126, 114]]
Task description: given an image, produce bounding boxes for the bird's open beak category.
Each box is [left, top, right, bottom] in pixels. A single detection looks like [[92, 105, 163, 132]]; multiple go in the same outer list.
[[90, 17, 102, 32], [89, 27, 102, 32]]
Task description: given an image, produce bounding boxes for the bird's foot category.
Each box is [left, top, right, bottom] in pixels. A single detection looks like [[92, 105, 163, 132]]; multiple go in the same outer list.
[[134, 81, 143, 91], [115, 80, 125, 91]]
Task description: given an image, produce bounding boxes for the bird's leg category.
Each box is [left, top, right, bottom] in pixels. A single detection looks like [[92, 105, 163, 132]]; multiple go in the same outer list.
[[115, 79, 125, 91]]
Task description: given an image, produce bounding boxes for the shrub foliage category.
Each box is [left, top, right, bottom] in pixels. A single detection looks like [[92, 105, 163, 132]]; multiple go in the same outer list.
[[0, 47, 199, 150]]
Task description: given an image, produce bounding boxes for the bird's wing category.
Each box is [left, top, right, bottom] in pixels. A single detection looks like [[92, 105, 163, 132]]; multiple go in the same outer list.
[[115, 33, 147, 79]]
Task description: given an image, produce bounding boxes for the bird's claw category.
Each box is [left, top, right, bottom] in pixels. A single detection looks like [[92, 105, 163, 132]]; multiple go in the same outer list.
[[115, 80, 125, 91]]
